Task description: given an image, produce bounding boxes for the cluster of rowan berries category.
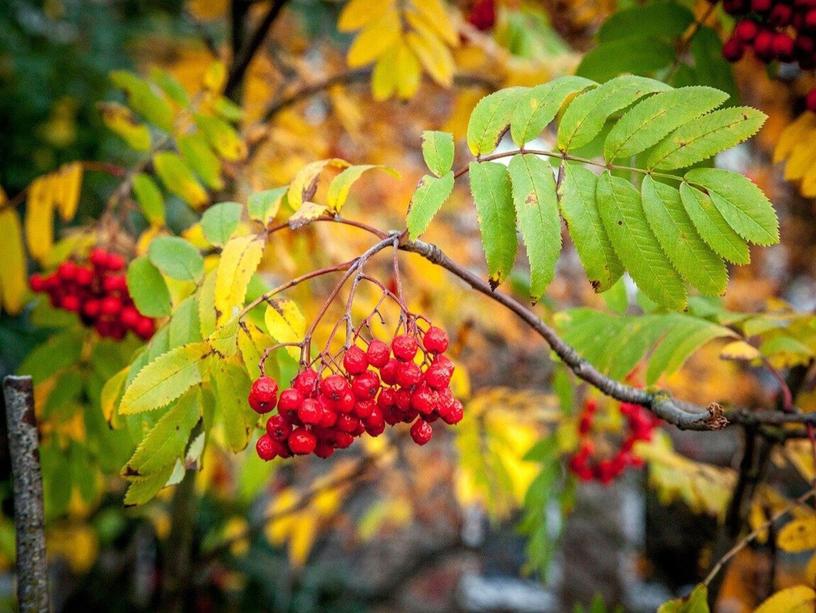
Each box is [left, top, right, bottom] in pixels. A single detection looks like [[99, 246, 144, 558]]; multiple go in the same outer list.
[[568, 399, 660, 485], [29, 248, 155, 340], [251, 326, 463, 460], [721, 0, 816, 111]]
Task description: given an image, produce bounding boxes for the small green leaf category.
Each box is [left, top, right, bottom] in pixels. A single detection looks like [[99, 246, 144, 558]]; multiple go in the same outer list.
[[125, 390, 201, 476], [597, 172, 686, 309], [557, 74, 671, 151], [248, 187, 286, 225], [468, 161, 518, 287], [647, 315, 734, 384], [168, 295, 202, 349], [109, 70, 174, 131], [148, 236, 204, 281], [177, 133, 223, 190], [679, 182, 750, 264], [510, 76, 596, 146], [201, 201, 242, 246], [657, 584, 710, 613], [604, 86, 728, 161], [149, 67, 190, 106], [406, 171, 455, 240], [641, 176, 727, 296], [467, 87, 526, 155], [648, 107, 767, 170], [421, 131, 455, 177], [194, 113, 246, 161], [124, 464, 175, 506], [508, 155, 561, 300], [685, 168, 779, 245], [557, 163, 622, 292], [132, 173, 165, 226], [152, 151, 208, 208], [127, 256, 172, 317]]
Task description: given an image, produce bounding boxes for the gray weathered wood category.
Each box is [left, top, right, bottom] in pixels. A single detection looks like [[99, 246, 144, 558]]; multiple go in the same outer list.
[[3, 375, 49, 612]]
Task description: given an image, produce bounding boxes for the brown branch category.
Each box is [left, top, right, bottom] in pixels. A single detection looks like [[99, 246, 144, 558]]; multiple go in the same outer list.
[[3, 376, 49, 613]]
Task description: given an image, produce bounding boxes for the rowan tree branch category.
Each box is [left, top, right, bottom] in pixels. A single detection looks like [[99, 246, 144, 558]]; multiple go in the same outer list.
[[3, 376, 49, 613]]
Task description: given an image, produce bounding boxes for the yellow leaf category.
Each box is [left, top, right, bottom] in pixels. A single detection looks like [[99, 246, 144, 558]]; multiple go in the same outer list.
[[47, 524, 99, 574], [346, 7, 401, 68], [287, 158, 350, 210], [195, 113, 247, 161], [55, 162, 83, 221], [214, 235, 265, 324], [338, 0, 395, 32], [153, 152, 208, 208], [264, 299, 305, 359], [720, 340, 760, 361], [289, 202, 328, 229], [395, 42, 422, 100], [101, 367, 129, 426], [406, 29, 455, 88], [326, 164, 398, 212], [805, 551, 816, 585], [25, 176, 55, 264], [99, 101, 151, 151], [775, 113, 816, 163], [203, 61, 226, 92], [0, 208, 27, 314], [784, 140, 816, 182], [778, 517, 816, 552], [371, 45, 399, 101], [409, 0, 458, 47], [237, 322, 276, 380], [755, 585, 816, 613]]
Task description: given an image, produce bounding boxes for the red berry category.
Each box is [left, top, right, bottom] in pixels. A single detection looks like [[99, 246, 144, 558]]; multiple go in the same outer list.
[[279, 388, 304, 413], [467, 0, 496, 30], [380, 359, 400, 385], [336, 414, 360, 433], [103, 274, 128, 293], [335, 390, 355, 413], [772, 33, 794, 60], [366, 339, 390, 368], [82, 299, 101, 318], [288, 428, 317, 455], [352, 371, 380, 400], [333, 431, 354, 449], [734, 19, 758, 43], [354, 399, 375, 419], [343, 346, 368, 375], [377, 387, 396, 409], [100, 296, 121, 316], [256, 434, 277, 461], [396, 362, 422, 387], [320, 374, 350, 401], [121, 306, 140, 329], [61, 294, 81, 312], [424, 366, 451, 391], [391, 334, 418, 361], [57, 261, 78, 281], [319, 403, 339, 428], [297, 399, 323, 425], [293, 368, 319, 396], [723, 0, 748, 14], [395, 388, 412, 411], [422, 326, 449, 354], [314, 442, 335, 459], [411, 386, 437, 415], [440, 399, 464, 425], [769, 4, 793, 26], [266, 414, 292, 440], [249, 376, 279, 414], [29, 274, 46, 292], [753, 30, 775, 61], [410, 419, 433, 445], [750, 0, 772, 12], [90, 248, 109, 268], [722, 37, 744, 62], [431, 354, 455, 376], [365, 407, 386, 436], [134, 317, 155, 340], [807, 89, 816, 113], [106, 252, 126, 271], [75, 266, 94, 286]]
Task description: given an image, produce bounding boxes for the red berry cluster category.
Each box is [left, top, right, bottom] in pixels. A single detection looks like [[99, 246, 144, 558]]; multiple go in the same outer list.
[[29, 248, 155, 340], [567, 399, 660, 485], [251, 326, 464, 461], [721, 0, 816, 111]]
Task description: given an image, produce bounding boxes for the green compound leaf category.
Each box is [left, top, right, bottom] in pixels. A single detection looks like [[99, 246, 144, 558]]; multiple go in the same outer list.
[[596, 172, 686, 309], [507, 155, 561, 301], [406, 171, 455, 240], [557, 75, 671, 152], [685, 168, 779, 246], [468, 161, 518, 288], [641, 176, 727, 296], [604, 86, 728, 161], [647, 107, 767, 170], [678, 182, 750, 265], [557, 163, 622, 292], [510, 76, 596, 146]]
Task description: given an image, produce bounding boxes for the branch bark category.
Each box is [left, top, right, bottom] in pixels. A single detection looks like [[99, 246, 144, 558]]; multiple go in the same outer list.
[[3, 375, 49, 613]]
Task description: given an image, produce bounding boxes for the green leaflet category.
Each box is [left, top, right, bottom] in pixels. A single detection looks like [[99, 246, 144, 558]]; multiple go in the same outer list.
[[685, 168, 780, 246], [124, 464, 175, 506], [126, 256, 171, 318], [604, 86, 728, 161], [110, 70, 175, 132], [598, 2, 694, 42], [557, 75, 671, 152], [326, 164, 398, 212], [132, 173, 165, 226], [168, 295, 202, 349], [406, 171, 455, 240], [177, 132, 223, 190], [468, 161, 518, 287], [247, 187, 286, 224], [466, 87, 526, 155], [575, 38, 675, 85], [641, 176, 727, 296], [597, 172, 686, 309], [678, 183, 750, 264], [211, 361, 256, 452], [148, 236, 204, 282], [657, 584, 709, 613], [201, 201, 242, 246], [557, 163, 622, 292], [125, 389, 201, 476], [507, 155, 561, 300], [421, 131, 455, 177], [647, 107, 767, 170], [509, 76, 596, 146], [120, 342, 210, 415]]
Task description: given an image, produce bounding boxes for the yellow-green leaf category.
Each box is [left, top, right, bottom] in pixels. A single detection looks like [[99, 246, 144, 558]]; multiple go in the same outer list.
[[264, 299, 305, 359], [215, 235, 265, 323]]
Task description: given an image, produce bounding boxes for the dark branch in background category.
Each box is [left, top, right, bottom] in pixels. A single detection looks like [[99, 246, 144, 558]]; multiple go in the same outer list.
[[3, 376, 49, 613], [665, 1, 717, 81], [225, 0, 290, 101]]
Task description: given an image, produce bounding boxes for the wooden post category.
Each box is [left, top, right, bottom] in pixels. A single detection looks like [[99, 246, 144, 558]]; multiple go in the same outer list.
[[3, 375, 49, 612]]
